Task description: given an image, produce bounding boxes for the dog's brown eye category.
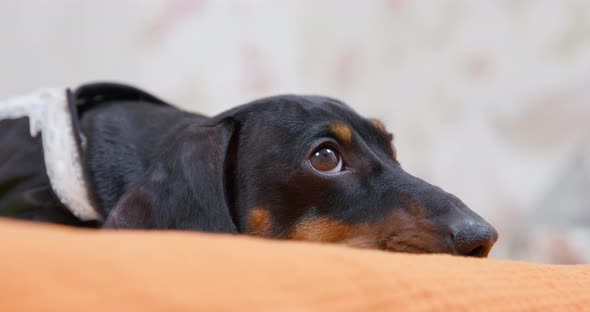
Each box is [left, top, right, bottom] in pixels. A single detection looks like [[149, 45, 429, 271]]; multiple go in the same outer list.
[[310, 147, 343, 174]]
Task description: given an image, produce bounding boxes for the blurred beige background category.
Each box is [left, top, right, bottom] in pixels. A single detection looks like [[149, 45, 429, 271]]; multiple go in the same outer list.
[[1, 0, 590, 263]]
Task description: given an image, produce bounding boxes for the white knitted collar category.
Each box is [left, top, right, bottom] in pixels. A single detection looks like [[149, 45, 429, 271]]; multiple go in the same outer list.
[[0, 88, 102, 221]]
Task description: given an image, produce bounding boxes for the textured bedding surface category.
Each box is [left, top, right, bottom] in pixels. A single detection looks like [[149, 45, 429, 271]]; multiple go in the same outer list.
[[0, 219, 588, 311]]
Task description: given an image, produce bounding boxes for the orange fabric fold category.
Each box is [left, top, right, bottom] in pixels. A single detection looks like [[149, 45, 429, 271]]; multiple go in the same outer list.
[[0, 219, 588, 311]]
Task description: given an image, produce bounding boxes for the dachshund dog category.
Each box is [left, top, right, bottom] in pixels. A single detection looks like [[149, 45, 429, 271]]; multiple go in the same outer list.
[[0, 83, 497, 257]]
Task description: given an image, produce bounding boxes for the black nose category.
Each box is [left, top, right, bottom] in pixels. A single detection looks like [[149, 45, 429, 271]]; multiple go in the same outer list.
[[453, 223, 498, 257]]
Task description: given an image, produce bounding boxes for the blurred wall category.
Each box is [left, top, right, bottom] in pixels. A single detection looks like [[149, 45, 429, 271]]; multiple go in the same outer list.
[[1, 0, 590, 263]]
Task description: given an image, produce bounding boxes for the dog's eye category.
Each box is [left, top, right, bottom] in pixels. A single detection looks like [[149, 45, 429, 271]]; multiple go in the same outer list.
[[310, 147, 343, 174]]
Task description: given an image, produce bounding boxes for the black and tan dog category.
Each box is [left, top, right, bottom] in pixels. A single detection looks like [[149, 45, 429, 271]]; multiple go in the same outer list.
[[0, 83, 497, 256]]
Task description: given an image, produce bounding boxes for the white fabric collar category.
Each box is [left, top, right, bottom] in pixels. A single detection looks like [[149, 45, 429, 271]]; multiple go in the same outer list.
[[0, 88, 102, 221]]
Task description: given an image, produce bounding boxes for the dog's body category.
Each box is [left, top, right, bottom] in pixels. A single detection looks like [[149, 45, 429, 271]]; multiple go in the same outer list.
[[0, 83, 497, 256]]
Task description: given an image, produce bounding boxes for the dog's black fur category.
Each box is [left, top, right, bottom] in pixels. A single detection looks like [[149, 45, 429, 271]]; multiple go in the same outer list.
[[0, 83, 497, 256]]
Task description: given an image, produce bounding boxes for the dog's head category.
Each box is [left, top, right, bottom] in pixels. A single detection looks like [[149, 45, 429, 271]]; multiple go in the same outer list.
[[104, 95, 498, 257]]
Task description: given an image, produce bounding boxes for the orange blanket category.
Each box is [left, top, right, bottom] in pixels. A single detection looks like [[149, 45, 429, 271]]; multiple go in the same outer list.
[[0, 219, 588, 311]]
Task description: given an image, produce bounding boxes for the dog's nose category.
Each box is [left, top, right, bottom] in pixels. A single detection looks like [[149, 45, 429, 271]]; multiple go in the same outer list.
[[453, 222, 498, 257]]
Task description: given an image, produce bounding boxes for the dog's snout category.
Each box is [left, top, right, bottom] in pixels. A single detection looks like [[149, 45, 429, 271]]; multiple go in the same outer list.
[[453, 222, 498, 257], [382, 168, 499, 256]]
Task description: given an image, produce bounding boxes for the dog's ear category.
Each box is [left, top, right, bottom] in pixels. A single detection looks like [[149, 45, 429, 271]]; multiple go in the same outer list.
[[102, 121, 238, 233]]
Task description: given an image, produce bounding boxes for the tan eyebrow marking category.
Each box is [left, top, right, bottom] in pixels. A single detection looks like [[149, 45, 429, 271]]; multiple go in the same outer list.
[[370, 118, 397, 159], [329, 123, 352, 143], [371, 119, 387, 133], [370, 119, 394, 141]]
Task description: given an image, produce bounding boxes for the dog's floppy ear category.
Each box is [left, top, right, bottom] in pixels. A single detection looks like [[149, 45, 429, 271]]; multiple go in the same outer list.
[[103, 121, 238, 233]]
